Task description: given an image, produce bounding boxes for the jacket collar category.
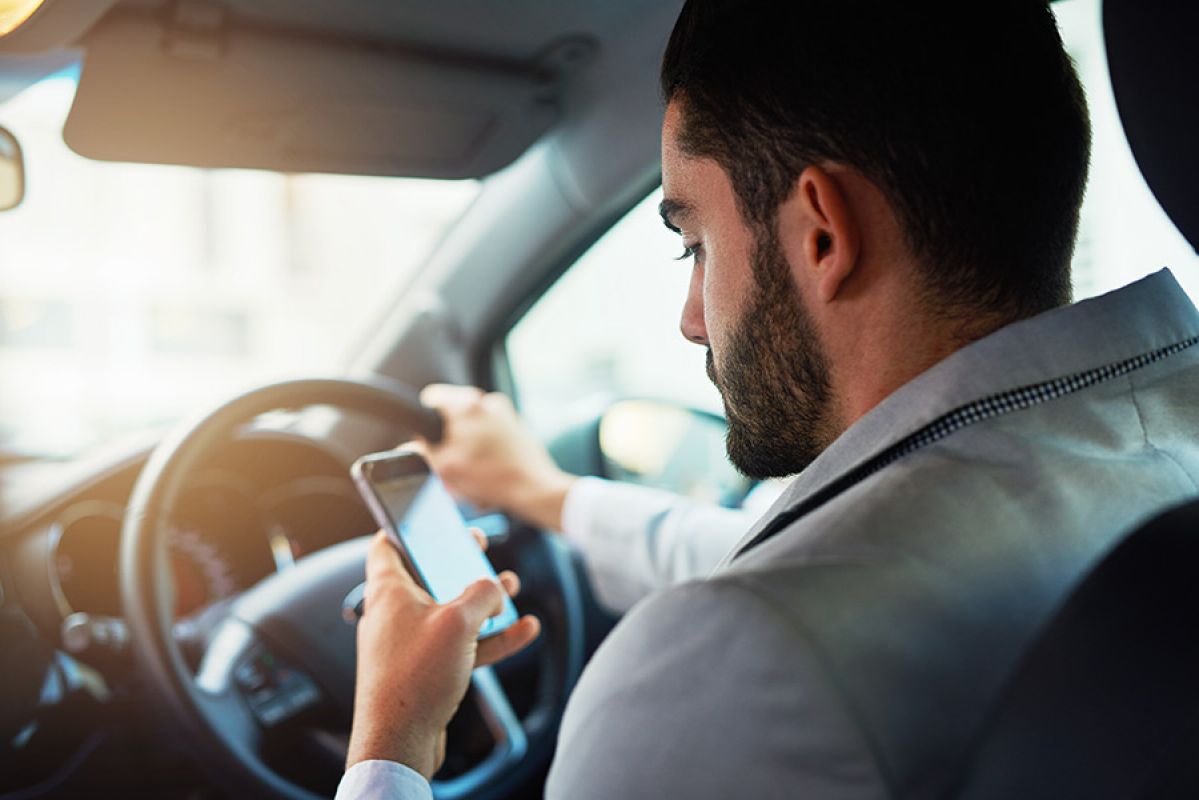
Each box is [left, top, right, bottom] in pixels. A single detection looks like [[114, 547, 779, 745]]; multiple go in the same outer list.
[[719, 268, 1199, 566]]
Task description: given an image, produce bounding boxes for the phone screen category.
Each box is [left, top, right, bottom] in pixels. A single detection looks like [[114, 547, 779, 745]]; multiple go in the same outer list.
[[358, 453, 518, 638]]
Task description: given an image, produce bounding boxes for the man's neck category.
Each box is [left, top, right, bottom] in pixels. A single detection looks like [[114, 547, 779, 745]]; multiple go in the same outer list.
[[826, 291, 1011, 435]]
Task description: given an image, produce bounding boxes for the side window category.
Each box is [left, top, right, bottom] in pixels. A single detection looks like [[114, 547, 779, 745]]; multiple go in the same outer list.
[[505, 189, 746, 502], [507, 189, 720, 437]]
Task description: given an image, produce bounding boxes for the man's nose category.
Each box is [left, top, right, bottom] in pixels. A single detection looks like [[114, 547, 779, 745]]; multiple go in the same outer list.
[[679, 266, 708, 346]]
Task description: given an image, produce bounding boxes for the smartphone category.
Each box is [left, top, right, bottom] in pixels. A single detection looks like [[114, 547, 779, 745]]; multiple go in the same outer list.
[[351, 449, 519, 639]]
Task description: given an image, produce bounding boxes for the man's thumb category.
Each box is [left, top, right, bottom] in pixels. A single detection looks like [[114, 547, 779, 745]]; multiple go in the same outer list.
[[453, 578, 506, 630]]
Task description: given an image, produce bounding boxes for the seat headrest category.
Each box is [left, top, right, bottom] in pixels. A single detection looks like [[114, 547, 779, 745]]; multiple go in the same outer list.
[[1103, 0, 1199, 253], [1103, 0, 1199, 251]]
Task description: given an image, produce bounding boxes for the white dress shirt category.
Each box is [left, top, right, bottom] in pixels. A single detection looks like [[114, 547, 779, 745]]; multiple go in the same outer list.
[[559, 475, 782, 612]]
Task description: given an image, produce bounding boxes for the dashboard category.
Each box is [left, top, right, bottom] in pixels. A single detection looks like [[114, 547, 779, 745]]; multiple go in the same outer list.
[[0, 428, 380, 795], [0, 412, 605, 799], [5, 433, 377, 634]]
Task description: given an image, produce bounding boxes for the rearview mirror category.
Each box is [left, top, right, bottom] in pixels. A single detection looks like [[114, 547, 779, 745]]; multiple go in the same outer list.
[[599, 399, 753, 506], [0, 126, 24, 210]]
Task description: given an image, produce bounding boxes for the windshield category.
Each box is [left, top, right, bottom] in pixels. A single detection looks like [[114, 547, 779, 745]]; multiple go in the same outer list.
[[0, 70, 479, 458]]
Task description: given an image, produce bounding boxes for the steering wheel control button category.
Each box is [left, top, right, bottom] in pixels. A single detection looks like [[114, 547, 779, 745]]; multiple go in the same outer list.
[[237, 649, 321, 727], [254, 697, 291, 727], [342, 581, 367, 625], [234, 659, 268, 692], [60, 613, 128, 655]]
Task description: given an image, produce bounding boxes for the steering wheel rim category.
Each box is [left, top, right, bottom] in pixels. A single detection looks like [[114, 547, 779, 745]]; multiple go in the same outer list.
[[119, 376, 584, 799]]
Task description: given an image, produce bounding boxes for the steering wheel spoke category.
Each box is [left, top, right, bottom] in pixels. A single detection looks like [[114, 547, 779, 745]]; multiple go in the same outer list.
[[432, 667, 528, 800], [196, 618, 325, 741], [193, 620, 265, 753]]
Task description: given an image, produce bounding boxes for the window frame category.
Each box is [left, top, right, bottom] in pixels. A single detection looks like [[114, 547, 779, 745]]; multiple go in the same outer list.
[[478, 178, 663, 410]]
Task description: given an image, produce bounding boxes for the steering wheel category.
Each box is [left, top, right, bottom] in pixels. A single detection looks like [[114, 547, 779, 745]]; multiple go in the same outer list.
[[119, 378, 586, 799]]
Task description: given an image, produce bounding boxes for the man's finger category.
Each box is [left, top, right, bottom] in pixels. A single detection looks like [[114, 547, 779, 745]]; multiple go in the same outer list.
[[365, 531, 426, 601], [497, 570, 520, 597], [451, 578, 508, 632], [476, 615, 541, 667], [418, 383, 453, 407], [420, 383, 483, 412], [471, 527, 489, 552], [365, 531, 404, 580]]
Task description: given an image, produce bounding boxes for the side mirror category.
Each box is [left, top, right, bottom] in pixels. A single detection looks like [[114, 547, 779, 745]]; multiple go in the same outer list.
[[598, 399, 753, 506], [0, 126, 24, 211]]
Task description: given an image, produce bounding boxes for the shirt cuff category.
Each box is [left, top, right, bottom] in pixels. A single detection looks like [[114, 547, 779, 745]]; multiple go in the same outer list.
[[335, 760, 433, 800], [560, 476, 609, 544]]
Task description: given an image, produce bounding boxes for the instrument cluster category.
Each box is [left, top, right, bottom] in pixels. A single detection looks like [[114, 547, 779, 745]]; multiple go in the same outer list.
[[52, 475, 284, 621]]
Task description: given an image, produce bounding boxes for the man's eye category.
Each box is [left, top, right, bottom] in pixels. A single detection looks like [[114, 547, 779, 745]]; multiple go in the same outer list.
[[675, 243, 702, 262]]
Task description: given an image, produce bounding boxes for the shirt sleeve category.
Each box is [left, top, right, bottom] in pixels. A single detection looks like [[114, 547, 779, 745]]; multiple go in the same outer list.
[[559, 477, 764, 612], [334, 760, 433, 800], [545, 578, 888, 800]]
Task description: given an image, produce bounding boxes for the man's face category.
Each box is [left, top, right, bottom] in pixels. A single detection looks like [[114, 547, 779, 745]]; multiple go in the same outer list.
[[661, 103, 836, 479]]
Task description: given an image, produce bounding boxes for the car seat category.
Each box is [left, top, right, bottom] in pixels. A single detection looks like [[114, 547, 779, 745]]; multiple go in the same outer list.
[[944, 1, 1199, 797]]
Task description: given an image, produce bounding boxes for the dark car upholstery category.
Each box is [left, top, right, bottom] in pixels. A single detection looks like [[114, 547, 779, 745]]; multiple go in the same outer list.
[[945, 1, 1199, 797]]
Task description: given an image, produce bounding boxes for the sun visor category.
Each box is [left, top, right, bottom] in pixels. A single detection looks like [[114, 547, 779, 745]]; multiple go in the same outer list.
[[63, 11, 583, 179]]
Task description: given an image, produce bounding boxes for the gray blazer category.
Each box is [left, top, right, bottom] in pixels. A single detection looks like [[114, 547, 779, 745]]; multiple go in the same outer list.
[[548, 270, 1199, 799]]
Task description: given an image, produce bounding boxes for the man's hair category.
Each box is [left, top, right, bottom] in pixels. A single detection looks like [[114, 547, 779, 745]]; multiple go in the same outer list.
[[661, 0, 1091, 322]]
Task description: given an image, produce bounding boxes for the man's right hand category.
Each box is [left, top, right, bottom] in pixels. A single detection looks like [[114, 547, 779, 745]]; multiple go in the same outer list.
[[414, 384, 577, 532]]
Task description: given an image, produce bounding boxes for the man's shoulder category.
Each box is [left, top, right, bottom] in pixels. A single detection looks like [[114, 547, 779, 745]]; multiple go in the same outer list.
[[550, 575, 890, 800], [716, 363, 1199, 795]]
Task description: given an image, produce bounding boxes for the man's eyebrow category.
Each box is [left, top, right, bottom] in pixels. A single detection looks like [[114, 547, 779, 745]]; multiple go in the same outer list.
[[658, 198, 692, 234]]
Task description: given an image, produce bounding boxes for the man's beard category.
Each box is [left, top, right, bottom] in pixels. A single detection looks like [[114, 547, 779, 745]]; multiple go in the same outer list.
[[707, 227, 836, 480]]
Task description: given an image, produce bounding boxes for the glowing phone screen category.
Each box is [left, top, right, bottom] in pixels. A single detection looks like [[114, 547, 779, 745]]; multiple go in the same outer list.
[[371, 465, 518, 638]]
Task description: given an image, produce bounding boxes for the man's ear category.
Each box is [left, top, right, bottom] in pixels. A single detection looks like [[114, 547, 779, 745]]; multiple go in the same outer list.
[[791, 165, 861, 304]]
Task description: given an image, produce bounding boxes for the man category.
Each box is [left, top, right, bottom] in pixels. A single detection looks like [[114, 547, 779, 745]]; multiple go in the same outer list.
[[339, 1, 1199, 798], [412, 383, 780, 612]]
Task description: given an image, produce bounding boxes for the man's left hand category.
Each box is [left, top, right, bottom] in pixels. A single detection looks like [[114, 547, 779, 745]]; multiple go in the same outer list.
[[346, 531, 541, 779]]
